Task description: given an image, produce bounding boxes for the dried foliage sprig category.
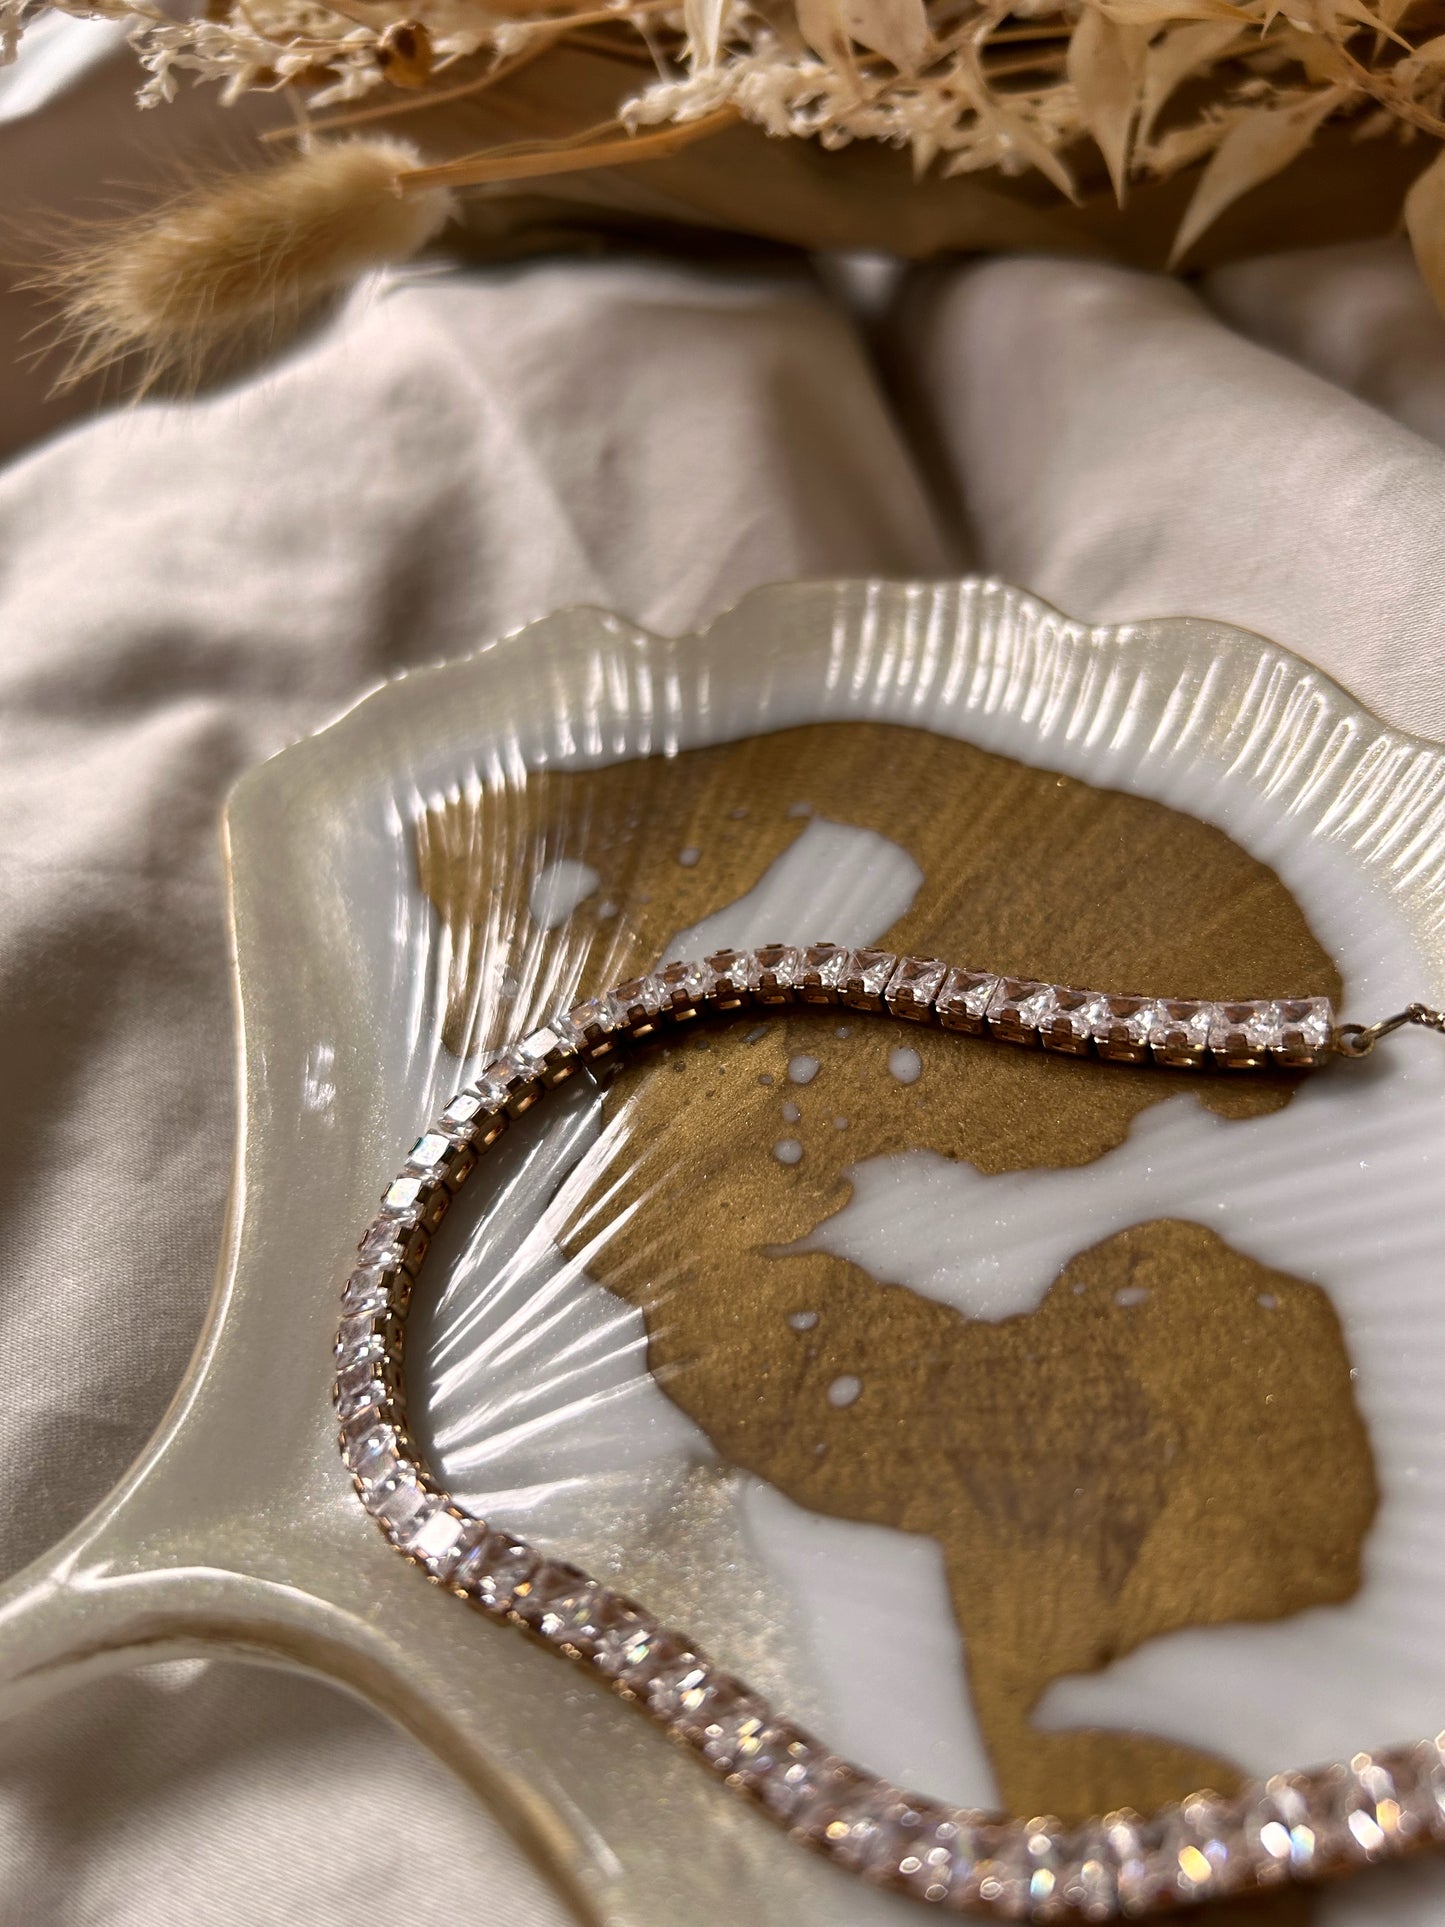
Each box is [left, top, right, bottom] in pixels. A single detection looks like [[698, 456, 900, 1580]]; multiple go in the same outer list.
[[9, 0, 1445, 378], [37, 138, 455, 387]]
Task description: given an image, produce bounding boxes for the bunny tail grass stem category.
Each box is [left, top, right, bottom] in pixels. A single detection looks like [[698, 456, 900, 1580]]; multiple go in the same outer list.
[[397, 105, 741, 190], [43, 138, 456, 393]]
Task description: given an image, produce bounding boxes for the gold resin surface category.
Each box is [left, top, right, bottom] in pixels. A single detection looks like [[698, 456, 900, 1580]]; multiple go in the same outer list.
[[417, 719, 1373, 1923]]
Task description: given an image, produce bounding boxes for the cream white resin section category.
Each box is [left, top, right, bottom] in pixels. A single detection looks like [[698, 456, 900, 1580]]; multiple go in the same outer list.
[[528, 857, 600, 930], [739, 1479, 1000, 1806], [325, 583, 1444, 1927], [665, 815, 923, 957], [887, 1044, 923, 1085]]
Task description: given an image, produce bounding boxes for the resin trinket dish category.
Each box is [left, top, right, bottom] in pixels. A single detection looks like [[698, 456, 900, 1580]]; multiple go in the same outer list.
[[0, 578, 1443, 1926]]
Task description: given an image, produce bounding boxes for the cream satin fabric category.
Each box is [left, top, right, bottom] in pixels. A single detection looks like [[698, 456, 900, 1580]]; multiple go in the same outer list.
[[2, 23, 1444, 1926]]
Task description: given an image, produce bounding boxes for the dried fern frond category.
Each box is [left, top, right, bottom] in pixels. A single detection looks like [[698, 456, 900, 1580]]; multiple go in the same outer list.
[[37, 137, 455, 389]]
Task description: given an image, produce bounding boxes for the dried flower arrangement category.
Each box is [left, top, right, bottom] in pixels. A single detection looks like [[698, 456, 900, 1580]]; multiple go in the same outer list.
[[7, 0, 1445, 381]]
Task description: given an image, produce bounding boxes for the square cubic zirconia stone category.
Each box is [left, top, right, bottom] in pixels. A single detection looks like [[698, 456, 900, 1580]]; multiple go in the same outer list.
[[936, 969, 998, 1032], [705, 949, 755, 1002], [1053, 1823, 1120, 1914], [405, 1131, 454, 1178], [341, 1267, 392, 1314], [787, 1759, 870, 1839], [1341, 1745, 1444, 1855], [885, 956, 947, 1020], [826, 1786, 929, 1874], [360, 1225, 402, 1271], [458, 1534, 540, 1612], [1244, 1771, 1325, 1882], [752, 1729, 829, 1820], [748, 945, 801, 1001], [1209, 1001, 1284, 1055], [985, 978, 1057, 1041], [343, 1421, 400, 1487], [840, 949, 897, 1008], [715, 1712, 801, 1785], [1274, 997, 1334, 1059], [1148, 999, 1217, 1059], [512, 1559, 592, 1629], [477, 1048, 539, 1108], [967, 1821, 1068, 1916], [897, 1810, 973, 1901], [392, 1491, 443, 1544], [645, 1652, 712, 1721], [795, 942, 850, 1001], [379, 1175, 423, 1218], [557, 996, 621, 1051], [697, 1693, 772, 1772], [387, 1174, 449, 1232], [607, 977, 667, 1029], [592, 1613, 665, 1679], [517, 1024, 567, 1068], [1045, 988, 1114, 1045], [657, 959, 717, 1012], [371, 1476, 431, 1539], [335, 1359, 386, 1419], [358, 1220, 405, 1266], [438, 1086, 487, 1133], [535, 1580, 608, 1646], [360, 1217, 428, 1272], [1092, 996, 1162, 1061], [340, 1405, 390, 1449], [1173, 1792, 1250, 1895], [335, 1311, 385, 1365], [403, 1506, 468, 1578]]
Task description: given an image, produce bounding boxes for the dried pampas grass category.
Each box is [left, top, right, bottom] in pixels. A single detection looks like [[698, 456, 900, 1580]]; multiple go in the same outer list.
[[11, 0, 1445, 382], [41, 138, 455, 389]]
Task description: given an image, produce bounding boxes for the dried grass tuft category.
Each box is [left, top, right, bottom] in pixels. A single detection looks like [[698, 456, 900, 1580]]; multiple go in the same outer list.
[[10, 0, 1445, 343], [38, 137, 455, 390]]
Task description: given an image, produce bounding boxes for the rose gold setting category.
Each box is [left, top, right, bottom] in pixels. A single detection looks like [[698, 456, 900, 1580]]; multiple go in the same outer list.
[[329, 946, 1437, 1920]]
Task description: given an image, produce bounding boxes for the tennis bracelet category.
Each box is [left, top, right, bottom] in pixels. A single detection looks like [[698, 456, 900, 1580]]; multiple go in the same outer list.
[[333, 943, 1444, 1920]]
